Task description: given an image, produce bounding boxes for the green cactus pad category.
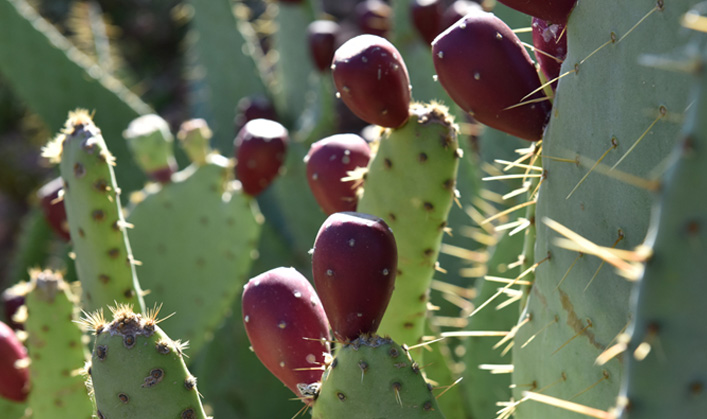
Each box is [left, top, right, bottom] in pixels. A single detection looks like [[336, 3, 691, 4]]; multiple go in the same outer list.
[[87, 304, 208, 419], [127, 153, 262, 355], [615, 24, 707, 418], [511, 0, 693, 417], [44, 110, 145, 314], [24, 270, 94, 419], [357, 102, 461, 346], [123, 114, 177, 182], [311, 335, 444, 418]]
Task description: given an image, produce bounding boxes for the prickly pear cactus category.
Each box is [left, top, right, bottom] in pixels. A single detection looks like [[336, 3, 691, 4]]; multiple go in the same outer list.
[[87, 305, 208, 419], [127, 144, 262, 355], [511, 0, 693, 417], [311, 335, 445, 418], [615, 14, 707, 418], [357, 102, 460, 347], [43, 110, 145, 314], [23, 269, 94, 419]]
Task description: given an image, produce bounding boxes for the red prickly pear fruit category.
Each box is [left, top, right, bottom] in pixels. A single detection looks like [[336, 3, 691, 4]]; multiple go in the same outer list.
[[410, 0, 444, 45], [234, 119, 289, 197], [2, 288, 25, 331], [355, 0, 393, 38], [234, 95, 278, 133], [497, 0, 576, 25], [37, 177, 70, 241], [532, 18, 567, 91], [0, 321, 29, 402], [242, 267, 330, 403], [441, 0, 482, 32], [311, 212, 397, 341], [432, 10, 551, 141], [332, 34, 411, 128], [305, 134, 371, 215], [307, 20, 341, 73]]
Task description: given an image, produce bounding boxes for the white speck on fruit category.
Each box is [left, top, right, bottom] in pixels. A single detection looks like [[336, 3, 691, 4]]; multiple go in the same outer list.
[[294, 291, 302, 298], [474, 72, 481, 80], [244, 315, 250, 323], [306, 354, 316, 364], [437, 51, 443, 59], [348, 239, 355, 247], [278, 321, 287, 329], [327, 269, 334, 277]]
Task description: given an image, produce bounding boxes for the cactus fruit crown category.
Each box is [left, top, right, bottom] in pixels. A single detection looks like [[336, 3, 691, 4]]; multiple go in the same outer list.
[[42, 109, 110, 164]]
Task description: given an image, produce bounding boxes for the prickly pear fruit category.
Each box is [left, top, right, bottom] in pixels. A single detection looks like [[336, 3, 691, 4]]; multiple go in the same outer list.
[[234, 95, 278, 133], [411, 0, 444, 45], [497, 0, 576, 25], [177, 118, 212, 166], [123, 114, 177, 183], [1, 286, 25, 331], [441, 0, 482, 31], [531, 18, 567, 90], [37, 177, 70, 241], [305, 134, 371, 215], [332, 34, 411, 128], [0, 321, 29, 402], [356, 0, 393, 38], [234, 119, 289, 197], [308, 20, 340, 73], [432, 9, 551, 141], [312, 212, 397, 341], [242, 267, 331, 403]]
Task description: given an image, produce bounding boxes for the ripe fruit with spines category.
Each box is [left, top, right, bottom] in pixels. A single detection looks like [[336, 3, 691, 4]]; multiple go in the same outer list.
[[312, 211, 397, 341], [497, 0, 577, 25], [307, 20, 341, 73], [305, 134, 371, 215], [332, 34, 411, 128], [234, 118, 289, 197], [410, 0, 444, 45], [432, 9, 551, 141], [531, 18, 567, 91], [0, 320, 29, 402], [356, 0, 393, 38], [242, 267, 331, 404], [37, 177, 70, 241]]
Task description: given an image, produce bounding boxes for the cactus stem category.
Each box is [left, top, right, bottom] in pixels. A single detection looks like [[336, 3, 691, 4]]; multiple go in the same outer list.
[[566, 138, 618, 199], [611, 106, 667, 170]]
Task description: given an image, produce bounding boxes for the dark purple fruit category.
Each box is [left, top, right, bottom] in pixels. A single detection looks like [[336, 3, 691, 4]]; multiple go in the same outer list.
[[2, 287, 25, 331], [0, 321, 29, 402], [332, 34, 411, 128], [355, 0, 393, 38], [441, 0, 482, 32], [242, 267, 330, 403], [305, 134, 371, 215], [234, 95, 278, 133], [410, 0, 444, 45], [234, 119, 289, 197], [497, 0, 576, 25], [307, 20, 341, 73], [432, 10, 551, 141], [312, 212, 397, 341], [37, 177, 70, 241], [532, 18, 567, 91]]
